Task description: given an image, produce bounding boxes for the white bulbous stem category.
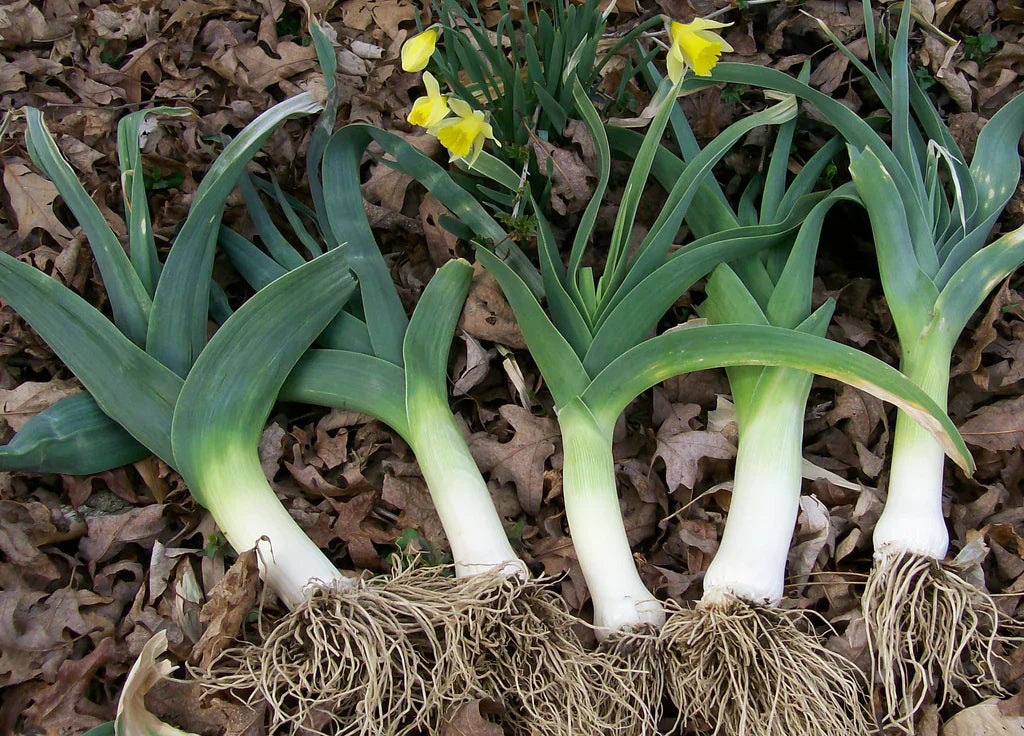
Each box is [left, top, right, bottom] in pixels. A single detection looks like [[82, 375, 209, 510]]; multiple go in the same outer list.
[[874, 336, 953, 560], [559, 401, 666, 639], [408, 391, 526, 580], [200, 446, 349, 610], [702, 372, 809, 607]]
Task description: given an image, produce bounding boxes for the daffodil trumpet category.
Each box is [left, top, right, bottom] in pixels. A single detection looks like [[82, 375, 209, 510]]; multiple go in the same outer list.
[[666, 17, 734, 81]]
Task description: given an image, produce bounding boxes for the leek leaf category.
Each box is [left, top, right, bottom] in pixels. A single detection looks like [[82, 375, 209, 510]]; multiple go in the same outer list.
[[172, 246, 354, 505], [581, 323, 973, 473], [282, 350, 410, 441], [585, 215, 807, 373], [0, 393, 147, 474], [476, 247, 590, 407], [403, 259, 473, 404], [25, 109, 152, 346], [933, 223, 1024, 339], [848, 146, 939, 340], [148, 92, 324, 377], [0, 251, 180, 463], [116, 107, 194, 295]]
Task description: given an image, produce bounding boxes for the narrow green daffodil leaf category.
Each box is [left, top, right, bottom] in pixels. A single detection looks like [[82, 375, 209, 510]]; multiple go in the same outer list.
[[580, 323, 973, 474], [681, 64, 934, 257]]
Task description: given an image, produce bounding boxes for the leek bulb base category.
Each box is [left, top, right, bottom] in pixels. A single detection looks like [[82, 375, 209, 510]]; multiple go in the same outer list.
[[406, 387, 526, 580], [195, 444, 348, 609], [558, 400, 666, 638], [701, 380, 808, 607], [873, 334, 953, 560]]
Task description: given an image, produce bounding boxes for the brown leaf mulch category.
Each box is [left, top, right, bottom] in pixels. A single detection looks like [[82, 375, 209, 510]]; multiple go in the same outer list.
[[1, 0, 1023, 734]]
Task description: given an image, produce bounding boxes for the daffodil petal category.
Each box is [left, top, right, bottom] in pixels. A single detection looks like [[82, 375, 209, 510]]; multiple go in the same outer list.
[[666, 45, 686, 83], [448, 97, 474, 118], [401, 28, 438, 72], [688, 17, 732, 31]]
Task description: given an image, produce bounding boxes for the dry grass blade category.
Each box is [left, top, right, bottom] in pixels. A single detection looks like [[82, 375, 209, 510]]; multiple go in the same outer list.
[[660, 601, 872, 736], [864, 549, 1010, 732]]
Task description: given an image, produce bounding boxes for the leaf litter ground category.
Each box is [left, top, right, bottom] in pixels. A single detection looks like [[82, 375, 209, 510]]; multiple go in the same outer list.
[[1, 0, 1023, 734]]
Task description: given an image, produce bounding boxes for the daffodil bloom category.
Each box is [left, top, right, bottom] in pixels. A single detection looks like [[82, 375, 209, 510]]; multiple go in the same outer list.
[[666, 17, 733, 81], [401, 28, 439, 72], [430, 98, 499, 167], [407, 72, 450, 128]]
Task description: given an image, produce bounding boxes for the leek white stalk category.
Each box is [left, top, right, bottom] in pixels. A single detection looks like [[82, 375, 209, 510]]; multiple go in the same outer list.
[[559, 399, 665, 635], [191, 444, 349, 609], [406, 387, 525, 579], [872, 332, 954, 559], [701, 375, 809, 606]]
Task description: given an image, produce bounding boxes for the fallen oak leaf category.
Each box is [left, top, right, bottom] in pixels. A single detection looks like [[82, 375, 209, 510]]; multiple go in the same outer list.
[[467, 405, 558, 516], [3, 163, 74, 243], [653, 403, 736, 492]]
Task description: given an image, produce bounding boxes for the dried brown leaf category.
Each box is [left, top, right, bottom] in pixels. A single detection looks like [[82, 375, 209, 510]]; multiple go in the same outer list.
[[460, 262, 527, 348], [467, 405, 557, 516], [3, 163, 75, 243], [440, 698, 505, 736], [942, 698, 1024, 735], [960, 396, 1024, 452], [0, 379, 80, 431], [653, 403, 736, 491], [191, 548, 259, 669]]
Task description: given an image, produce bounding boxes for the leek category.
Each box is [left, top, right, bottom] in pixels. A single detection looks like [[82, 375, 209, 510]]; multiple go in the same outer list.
[[0, 96, 449, 734], [214, 83, 633, 732], [473, 73, 972, 734], [678, 7, 1023, 725]]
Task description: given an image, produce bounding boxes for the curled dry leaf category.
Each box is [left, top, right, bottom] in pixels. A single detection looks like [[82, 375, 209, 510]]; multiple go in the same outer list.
[[117, 631, 199, 736], [190, 548, 259, 670]]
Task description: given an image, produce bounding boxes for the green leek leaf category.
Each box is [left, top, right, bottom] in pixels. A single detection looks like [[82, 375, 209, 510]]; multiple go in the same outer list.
[[581, 323, 973, 473]]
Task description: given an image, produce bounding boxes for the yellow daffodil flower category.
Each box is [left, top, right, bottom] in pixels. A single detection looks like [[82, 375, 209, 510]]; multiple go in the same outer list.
[[401, 28, 439, 72], [429, 98, 499, 167], [666, 17, 733, 81], [407, 72, 450, 128]]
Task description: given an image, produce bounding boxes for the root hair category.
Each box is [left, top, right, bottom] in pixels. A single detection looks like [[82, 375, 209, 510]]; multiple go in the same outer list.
[[197, 565, 455, 736], [660, 600, 872, 736], [864, 549, 1008, 732], [440, 573, 650, 736]]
